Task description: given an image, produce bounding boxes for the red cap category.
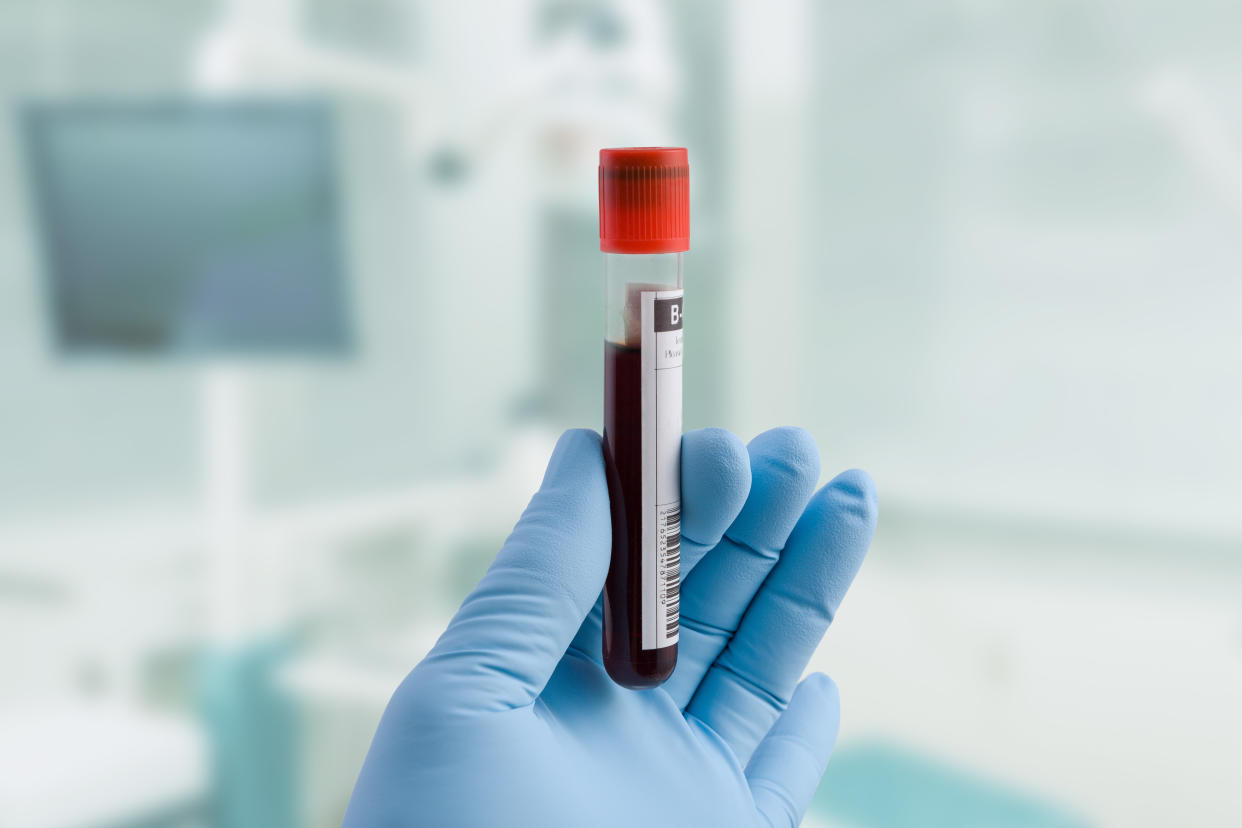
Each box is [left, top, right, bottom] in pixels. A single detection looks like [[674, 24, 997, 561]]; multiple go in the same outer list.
[[599, 147, 689, 254]]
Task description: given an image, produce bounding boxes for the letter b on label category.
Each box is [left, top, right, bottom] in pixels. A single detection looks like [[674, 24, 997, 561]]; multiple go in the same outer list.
[[654, 297, 683, 332]]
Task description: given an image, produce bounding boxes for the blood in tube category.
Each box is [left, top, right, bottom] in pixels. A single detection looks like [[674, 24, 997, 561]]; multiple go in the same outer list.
[[598, 147, 689, 688]]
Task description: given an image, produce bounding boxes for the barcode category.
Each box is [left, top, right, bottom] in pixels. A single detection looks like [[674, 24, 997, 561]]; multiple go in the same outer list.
[[662, 505, 681, 640]]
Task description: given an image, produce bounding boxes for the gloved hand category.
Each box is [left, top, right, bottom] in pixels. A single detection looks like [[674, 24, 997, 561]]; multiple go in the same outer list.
[[344, 427, 877, 828]]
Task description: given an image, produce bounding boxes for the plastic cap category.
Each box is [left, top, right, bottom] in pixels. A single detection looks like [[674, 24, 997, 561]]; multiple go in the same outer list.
[[599, 147, 689, 254]]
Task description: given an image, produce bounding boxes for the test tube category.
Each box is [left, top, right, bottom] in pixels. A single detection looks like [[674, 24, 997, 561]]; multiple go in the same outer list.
[[598, 147, 688, 688]]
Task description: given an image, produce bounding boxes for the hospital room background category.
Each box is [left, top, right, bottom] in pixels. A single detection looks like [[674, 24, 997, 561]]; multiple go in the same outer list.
[[0, 1, 1239, 826]]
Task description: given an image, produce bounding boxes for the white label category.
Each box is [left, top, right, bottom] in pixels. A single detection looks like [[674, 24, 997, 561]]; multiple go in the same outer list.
[[641, 289, 683, 649]]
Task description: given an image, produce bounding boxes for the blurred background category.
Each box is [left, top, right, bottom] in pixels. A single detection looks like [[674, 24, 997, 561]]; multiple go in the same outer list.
[[1, 1, 1239, 826]]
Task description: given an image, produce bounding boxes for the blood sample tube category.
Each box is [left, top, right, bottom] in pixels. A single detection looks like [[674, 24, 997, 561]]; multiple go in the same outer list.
[[598, 147, 688, 688]]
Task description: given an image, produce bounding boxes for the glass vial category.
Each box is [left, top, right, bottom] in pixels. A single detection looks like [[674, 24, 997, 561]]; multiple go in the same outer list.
[[598, 148, 689, 689]]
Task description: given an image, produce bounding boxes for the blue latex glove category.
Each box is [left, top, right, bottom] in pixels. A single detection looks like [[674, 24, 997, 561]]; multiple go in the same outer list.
[[344, 427, 877, 828]]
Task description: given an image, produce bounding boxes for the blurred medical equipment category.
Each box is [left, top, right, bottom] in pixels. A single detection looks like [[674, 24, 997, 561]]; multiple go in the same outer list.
[[22, 99, 351, 356], [195, 0, 680, 193], [20, 97, 357, 642], [15, 98, 357, 828]]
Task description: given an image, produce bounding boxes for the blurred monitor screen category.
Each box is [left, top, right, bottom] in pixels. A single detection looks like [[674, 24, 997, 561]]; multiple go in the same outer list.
[[22, 99, 352, 356]]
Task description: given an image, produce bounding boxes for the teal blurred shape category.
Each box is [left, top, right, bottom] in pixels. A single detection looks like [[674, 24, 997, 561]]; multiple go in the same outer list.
[[810, 740, 1091, 828], [199, 636, 301, 828]]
